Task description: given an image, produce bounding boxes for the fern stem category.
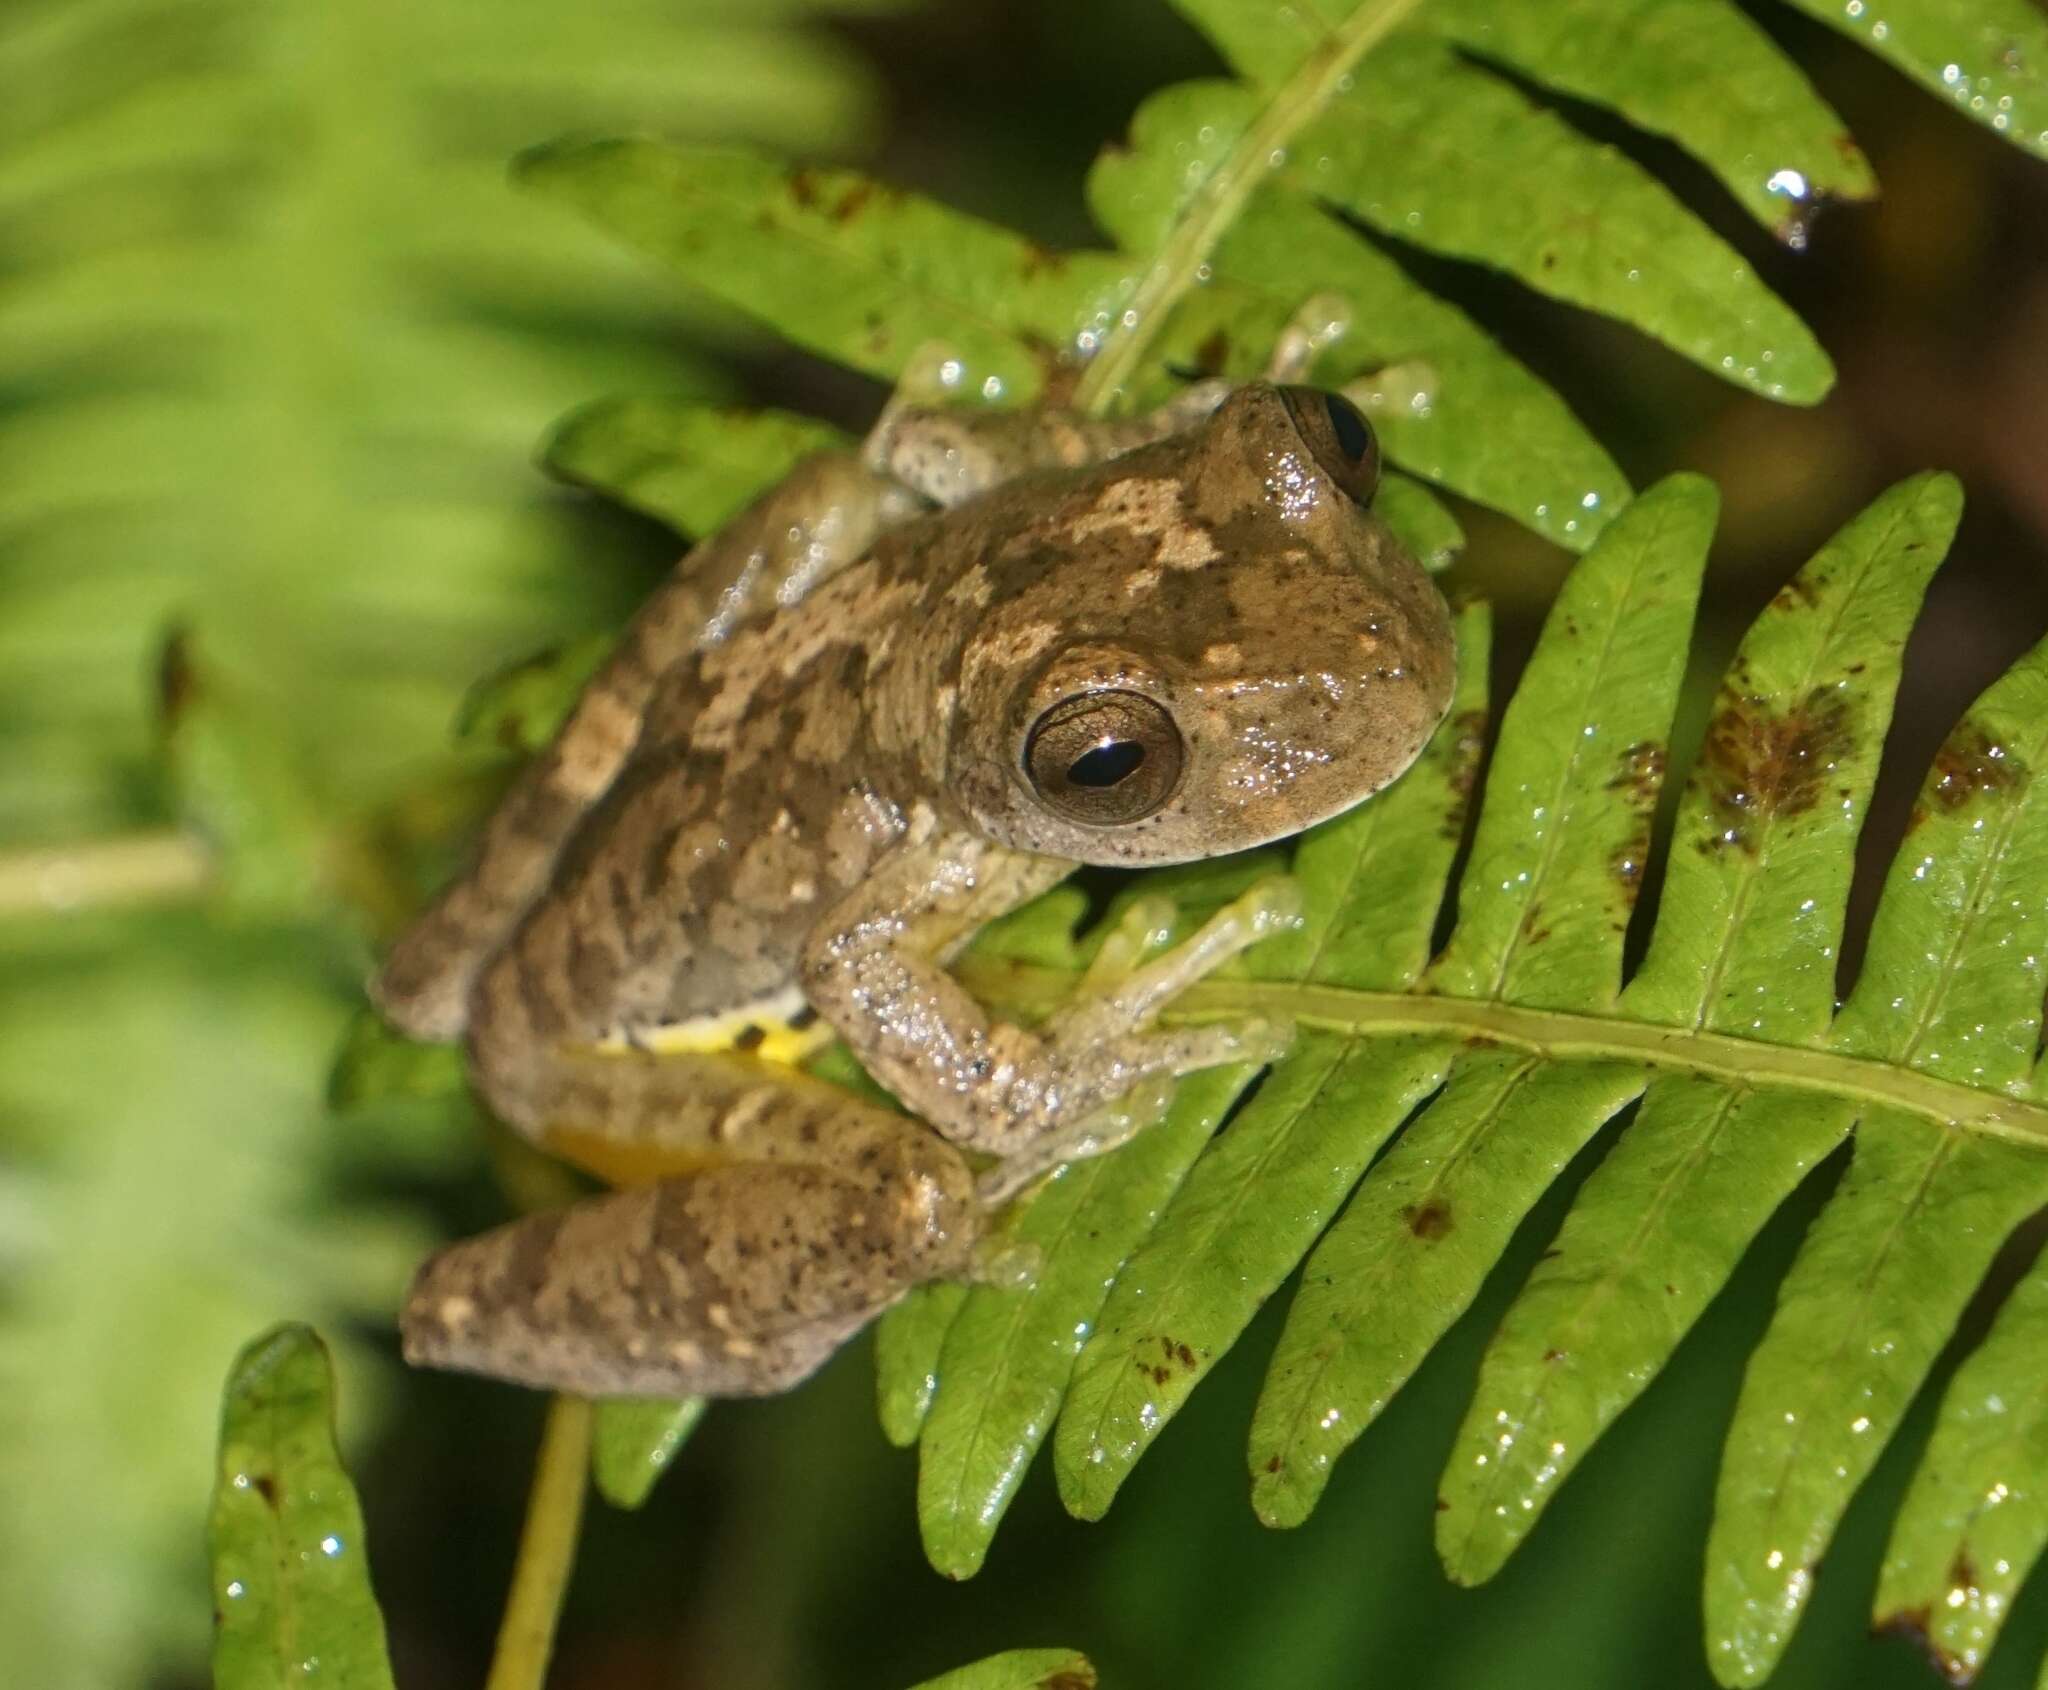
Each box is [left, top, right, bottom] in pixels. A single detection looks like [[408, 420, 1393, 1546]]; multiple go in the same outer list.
[[485, 1393, 593, 1690], [955, 959, 2048, 1152], [1072, 0, 1428, 415], [0, 830, 213, 916]]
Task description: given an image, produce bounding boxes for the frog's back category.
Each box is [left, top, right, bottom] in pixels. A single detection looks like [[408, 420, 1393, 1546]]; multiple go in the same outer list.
[[462, 558, 935, 1102]]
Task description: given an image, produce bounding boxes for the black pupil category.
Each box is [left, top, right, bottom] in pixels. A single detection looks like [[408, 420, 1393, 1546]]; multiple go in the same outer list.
[[1325, 394, 1373, 463], [1068, 740, 1146, 788]]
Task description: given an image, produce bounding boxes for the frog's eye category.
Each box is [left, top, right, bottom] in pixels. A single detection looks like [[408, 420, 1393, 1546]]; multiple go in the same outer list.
[[1280, 386, 1381, 505], [1024, 690, 1185, 826]]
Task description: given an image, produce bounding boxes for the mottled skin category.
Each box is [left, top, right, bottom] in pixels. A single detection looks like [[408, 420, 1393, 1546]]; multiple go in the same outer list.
[[378, 369, 1455, 1399]]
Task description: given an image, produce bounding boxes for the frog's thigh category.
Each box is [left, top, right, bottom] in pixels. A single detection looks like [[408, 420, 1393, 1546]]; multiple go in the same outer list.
[[403, 1149, 978, 1398], [510, 1041, 932, 1188]]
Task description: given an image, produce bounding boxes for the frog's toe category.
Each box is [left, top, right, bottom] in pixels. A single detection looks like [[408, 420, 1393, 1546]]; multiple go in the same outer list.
[[1051, 877, 1301, 1040]]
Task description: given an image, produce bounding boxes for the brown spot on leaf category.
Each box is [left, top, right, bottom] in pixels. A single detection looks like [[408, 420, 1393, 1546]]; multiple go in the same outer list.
[[1441, 708, 1489, 839], [1041, 1671, 1098, 1690], [1542, 1348, 1564, 1363], [1435, 1496, 1450, 1512], [831, 182, 874, 223], [1695, 683, 1857, 854], [1403, 1197, 1453, 1240], [157, 626, 198, 725], [1873, 1605, 1972, 1684], [1266, 1454, 1284, 1474], [1176, 1342, 1197, 1370], [1193, 328, 1232, 376], [1021, 241, 1069, 280], [1776, 574, 1822, 610], [788, 168, 819, 209], [1912, 722, 2026, 829], [1607, 740, 1667, 805], [253, 1473, 279, 1507]]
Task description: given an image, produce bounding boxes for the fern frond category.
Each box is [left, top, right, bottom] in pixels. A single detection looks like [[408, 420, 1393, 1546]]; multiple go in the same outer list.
[[405, 0, 2048, 1682]]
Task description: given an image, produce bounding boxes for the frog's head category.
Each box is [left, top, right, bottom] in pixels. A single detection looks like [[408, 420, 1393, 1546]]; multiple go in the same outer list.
[[946, 381, 1457, 866]]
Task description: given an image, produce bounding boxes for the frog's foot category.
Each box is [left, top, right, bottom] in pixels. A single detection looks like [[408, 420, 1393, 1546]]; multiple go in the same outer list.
[[970, 879, 1300, 1165], [974, 1074, 1176, 1208], [1267, 293, 1352, 384], [1340, 358, 1440, 422], [865, 342, 970, 464], [967, 1231, 1044, 1289], [1044, 877, 1302, 1047]]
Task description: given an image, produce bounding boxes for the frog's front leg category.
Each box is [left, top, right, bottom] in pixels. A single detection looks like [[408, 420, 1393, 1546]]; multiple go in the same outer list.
[[401, 1053, 984, 1397], [800, 837, 1298, 1168]]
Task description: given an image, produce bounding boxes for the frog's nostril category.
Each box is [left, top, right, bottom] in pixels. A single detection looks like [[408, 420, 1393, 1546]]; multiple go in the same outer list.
[[1068, 740, 1146, 787]]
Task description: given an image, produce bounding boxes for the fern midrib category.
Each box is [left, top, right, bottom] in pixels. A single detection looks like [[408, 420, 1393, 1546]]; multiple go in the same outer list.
[[955, 958, 2048, 1151], [1072, 0, 1429, 414]]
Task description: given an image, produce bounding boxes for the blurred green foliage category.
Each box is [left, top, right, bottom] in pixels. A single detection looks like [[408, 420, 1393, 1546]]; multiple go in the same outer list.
[[0, 1, 896, 1684]]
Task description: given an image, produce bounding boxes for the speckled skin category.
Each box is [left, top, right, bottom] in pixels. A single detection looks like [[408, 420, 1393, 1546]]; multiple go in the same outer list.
[[378, 377, 1455, 1399]]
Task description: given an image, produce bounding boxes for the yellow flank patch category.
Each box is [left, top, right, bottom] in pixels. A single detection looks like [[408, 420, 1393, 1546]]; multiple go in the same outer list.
[[541, 1122, 728, 1189], [544, 995, 839, 1186], [630, 1001, 836, 1068]]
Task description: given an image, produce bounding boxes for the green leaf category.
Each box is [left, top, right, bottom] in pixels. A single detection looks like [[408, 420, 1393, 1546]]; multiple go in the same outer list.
[[1700, 630, 2048, 1681], [1251, 475, 1714, 1527], [591, 1397, 706, 1510], [875, 1283, 972, 1449], [1430, 475, 1940, 1577], [1624, 473, 1964, 1035], [905, 1648, 1095, 1690], [1876, 1244, 2048, 1683], [208, 1325, 396, 1690], [1207, 192, 1629, 549], [453, 634, 616, 758], [1425, 0, 1876, 235], [326, 1008, 467, 1112], [1427, 475, 1715, 1009], [1832, 632, 2048, 1089], [1705, 1122, 2048, 1686], [1304, 36, 1831, 403], [1782, 0, 2048, 162], [917, 1064, 1255, 1576], [543, 398, 849, 538], [1373, 472, 1463, 573], [517, 139, 1127, 403]]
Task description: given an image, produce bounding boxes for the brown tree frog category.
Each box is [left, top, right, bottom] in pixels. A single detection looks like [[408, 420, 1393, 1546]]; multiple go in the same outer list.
[[376, 330, 1456, 1399]]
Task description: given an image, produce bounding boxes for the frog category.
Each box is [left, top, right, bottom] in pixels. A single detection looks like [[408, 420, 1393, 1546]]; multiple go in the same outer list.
[[376, 323, 1457, 1400]]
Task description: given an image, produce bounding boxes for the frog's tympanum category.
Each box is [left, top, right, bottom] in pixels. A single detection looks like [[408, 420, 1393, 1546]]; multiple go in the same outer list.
[[376, 354, 1456, 1399]]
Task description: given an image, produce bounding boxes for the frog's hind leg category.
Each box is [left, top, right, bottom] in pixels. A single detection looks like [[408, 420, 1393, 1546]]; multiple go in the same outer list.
[[402, 1155, 976, 1398], [402, 1046, 983, 1398], [372, 453, 921, 1043]]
